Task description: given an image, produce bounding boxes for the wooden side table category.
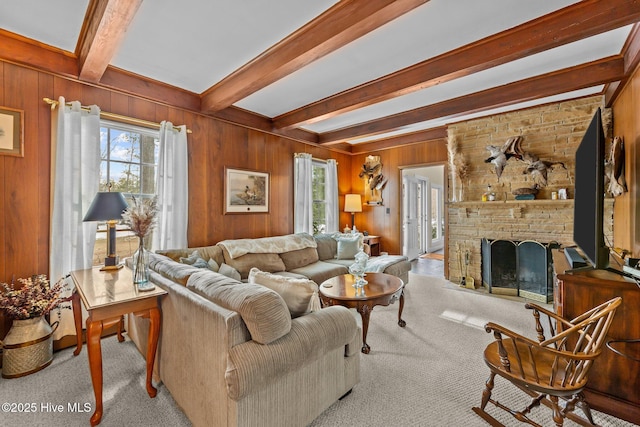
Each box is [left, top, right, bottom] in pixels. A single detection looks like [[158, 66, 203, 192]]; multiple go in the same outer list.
[[363, 235, 381, 256], [70, 267, 166, 426]]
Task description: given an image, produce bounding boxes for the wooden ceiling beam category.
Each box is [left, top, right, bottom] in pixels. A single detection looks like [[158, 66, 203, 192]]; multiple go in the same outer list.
[[200, 0, 428, 113], [0, 29, 78, 77], [319, 57, 625, 144], [274, 0, 640, 130], [77, 0, 143, 83], [605, 23, 640, 105], [350, 127, 447, 154]]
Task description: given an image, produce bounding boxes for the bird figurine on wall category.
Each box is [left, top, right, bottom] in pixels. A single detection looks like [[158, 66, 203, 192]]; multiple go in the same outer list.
[[484, 136, 523, 179], [358, 162, 382, 182]]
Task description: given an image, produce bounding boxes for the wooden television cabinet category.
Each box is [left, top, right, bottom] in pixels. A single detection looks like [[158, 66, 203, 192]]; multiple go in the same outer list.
[[552, 250, 640, 425]]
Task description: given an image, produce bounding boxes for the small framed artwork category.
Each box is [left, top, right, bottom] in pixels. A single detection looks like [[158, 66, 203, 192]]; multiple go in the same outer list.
[[0, 106, 24, 157], [224, 167, 269, 213]]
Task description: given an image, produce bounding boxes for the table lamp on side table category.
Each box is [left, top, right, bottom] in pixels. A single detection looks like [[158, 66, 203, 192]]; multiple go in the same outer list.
[[83, 191, 128, 271], [344, 194, 362, 230]]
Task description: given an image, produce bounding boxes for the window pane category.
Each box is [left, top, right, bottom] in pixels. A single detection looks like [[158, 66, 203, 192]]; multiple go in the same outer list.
[[312, 166, 326, 201], [94, 121, 160, 266], [110, 130, 140, 162]]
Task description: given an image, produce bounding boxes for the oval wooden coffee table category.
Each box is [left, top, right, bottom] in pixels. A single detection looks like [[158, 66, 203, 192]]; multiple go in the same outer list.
[[319, 273, 405, 354]]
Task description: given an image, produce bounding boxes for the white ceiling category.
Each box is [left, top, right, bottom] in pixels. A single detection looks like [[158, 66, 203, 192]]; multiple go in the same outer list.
[[0, 1, 633, 145]]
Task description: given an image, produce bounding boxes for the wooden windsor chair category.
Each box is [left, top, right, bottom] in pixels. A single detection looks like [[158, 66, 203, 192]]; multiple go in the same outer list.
[[472, 297, 622, 427]]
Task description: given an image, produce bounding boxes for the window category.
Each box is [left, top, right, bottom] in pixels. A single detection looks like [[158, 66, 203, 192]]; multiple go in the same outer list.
[[92, 120, 159, 265], [312, 160, 327, 234]]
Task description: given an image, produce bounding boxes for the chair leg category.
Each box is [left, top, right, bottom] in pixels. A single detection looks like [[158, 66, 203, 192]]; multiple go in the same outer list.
[[549, 395, 564, 427], [480, 372, 496, 410], [575, 393, 595, 425]]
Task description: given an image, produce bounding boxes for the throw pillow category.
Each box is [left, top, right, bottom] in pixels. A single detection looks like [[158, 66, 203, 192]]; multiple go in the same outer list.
[[333, 234, 363, 260], [248, 268, 321, 318], [180, 250, 202, 265], [187, 270, 291, 345], [219, 263, 242, 281], [208, 258, 220, 272]]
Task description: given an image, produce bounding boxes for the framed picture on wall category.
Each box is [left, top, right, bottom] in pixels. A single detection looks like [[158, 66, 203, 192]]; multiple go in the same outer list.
[[0, 106, 24, 157], [224, 167, 269, 213]]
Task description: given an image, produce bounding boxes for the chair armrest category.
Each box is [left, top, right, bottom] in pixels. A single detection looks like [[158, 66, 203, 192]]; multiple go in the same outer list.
[[484, 322, 599, 361], [525, 302, 574, 329], [484, 322, 539, 347]]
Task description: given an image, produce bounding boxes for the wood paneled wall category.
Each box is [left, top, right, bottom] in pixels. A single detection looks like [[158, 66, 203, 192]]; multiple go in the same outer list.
[[0, 60, 355, 284], [612, 65, 640, 256]]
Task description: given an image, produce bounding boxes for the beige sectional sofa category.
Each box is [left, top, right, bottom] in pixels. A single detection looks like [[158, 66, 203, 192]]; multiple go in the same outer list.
[[127, 233, 410, 427]]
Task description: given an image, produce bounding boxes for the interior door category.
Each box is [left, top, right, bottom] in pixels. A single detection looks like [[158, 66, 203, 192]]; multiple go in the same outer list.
[[427, 183, 444, 252], [402, 175, 421, 260]]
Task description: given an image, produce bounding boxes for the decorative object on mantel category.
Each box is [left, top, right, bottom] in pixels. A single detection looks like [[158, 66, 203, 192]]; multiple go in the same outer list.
[[122, 196, 157, 292], [485, 136, 566, 186], [0, 275, 67, 378], [482, 184, 496, 202], [447, 135, 469, 201], [512, 184, 539, 200], [358, 155, 386, 205], [605, 136, 628, 197]]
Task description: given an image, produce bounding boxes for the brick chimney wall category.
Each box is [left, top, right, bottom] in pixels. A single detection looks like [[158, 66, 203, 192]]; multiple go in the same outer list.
[[446, 95, 614, 285]]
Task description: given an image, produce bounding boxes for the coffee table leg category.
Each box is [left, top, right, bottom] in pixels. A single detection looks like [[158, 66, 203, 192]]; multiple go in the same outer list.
[[398, 290, 406, 327], [358, 304, 372, 354]]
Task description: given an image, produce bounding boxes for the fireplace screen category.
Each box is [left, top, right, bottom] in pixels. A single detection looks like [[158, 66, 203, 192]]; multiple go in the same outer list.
[[481, 238, 554, 303]]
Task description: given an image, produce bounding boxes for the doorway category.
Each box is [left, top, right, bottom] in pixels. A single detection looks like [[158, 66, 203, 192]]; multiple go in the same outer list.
[[401, 165, 445, 261]]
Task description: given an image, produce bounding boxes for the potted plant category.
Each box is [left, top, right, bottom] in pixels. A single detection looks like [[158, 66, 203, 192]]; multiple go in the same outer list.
[[0, 275, 66, 378]]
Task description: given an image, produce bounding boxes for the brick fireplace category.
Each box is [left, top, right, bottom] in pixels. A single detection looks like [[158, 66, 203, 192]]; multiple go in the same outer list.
[[446, 95, 614, 289]]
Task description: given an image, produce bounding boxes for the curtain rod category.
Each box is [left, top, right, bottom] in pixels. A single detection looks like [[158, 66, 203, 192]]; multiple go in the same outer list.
[[43, 98, 192, 134]]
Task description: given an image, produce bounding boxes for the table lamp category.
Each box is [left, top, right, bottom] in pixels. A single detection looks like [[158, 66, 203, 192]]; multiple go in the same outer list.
[[83, 191, 128, 270], [344, 194, 362, 229]]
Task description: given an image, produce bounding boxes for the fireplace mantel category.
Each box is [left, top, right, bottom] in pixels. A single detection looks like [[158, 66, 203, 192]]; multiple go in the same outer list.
[[448, 200, 573, 208]]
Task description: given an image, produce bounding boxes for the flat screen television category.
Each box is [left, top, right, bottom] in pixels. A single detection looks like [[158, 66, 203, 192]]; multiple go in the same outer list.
[[573, 107, 609, 270]]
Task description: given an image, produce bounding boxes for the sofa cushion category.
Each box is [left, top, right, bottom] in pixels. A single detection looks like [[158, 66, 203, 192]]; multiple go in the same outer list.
[[334, 234, 363, 259], [289, 261, 348, 286], [220, 246, 286, 279], [187, 270, 291, 345], [219, 263, 242, 281], [279, 247, 320, 271], [314, 233, 338, 261], [152, 259, 201, 286], [248, 268, 321, 318]]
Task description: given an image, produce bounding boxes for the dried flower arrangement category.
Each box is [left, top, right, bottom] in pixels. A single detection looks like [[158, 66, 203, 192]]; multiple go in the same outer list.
[[0, 275, 67, 320], [122, 196, 158, 238], [447, 134, 469, 201]]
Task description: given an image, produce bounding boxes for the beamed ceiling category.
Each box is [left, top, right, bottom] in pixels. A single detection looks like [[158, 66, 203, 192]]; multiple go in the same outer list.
[[2, 0, 640, 154]]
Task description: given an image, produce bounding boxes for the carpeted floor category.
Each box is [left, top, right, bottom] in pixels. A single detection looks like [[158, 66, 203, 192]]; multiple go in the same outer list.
[[1, 273, 636, 427]]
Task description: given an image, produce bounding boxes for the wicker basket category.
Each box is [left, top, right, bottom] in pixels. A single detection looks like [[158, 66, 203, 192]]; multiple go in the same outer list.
[[1, 317, 57, 379]]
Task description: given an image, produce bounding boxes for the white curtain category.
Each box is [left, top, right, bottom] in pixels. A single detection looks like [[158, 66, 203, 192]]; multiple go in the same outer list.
[[153, 121, 188, 250], [325, 159, 339, 232], [49, 97, 101, 339], [294, 153, 313, 234]]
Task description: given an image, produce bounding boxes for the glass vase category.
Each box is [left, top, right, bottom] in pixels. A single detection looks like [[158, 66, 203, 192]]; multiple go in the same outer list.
[[132, 237, 154, 291]]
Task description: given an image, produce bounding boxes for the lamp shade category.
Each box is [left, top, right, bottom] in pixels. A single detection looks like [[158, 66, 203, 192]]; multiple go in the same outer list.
[[83, 192, 128, 221], [344, 194, 362, 213]]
